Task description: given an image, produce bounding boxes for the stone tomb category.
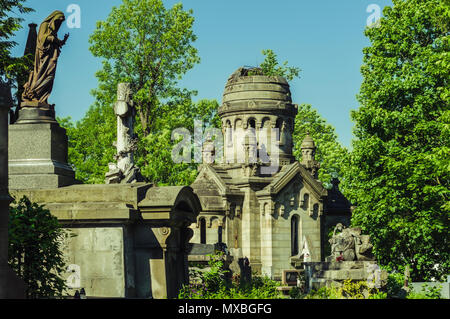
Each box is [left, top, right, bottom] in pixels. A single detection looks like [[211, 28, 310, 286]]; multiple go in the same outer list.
[[12, 184, 201, 298], [190, 67, 352, 280]]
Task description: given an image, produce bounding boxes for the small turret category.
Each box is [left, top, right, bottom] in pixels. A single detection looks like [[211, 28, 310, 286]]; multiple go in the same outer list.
[[301, 133, 320, 179]]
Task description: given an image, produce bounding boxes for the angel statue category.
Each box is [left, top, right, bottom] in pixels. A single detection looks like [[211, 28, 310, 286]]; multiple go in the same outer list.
[[21, 10, 69, 106]]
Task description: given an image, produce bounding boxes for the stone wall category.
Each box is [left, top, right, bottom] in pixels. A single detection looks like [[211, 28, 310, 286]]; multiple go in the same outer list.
[[61, 227, 125, 298]]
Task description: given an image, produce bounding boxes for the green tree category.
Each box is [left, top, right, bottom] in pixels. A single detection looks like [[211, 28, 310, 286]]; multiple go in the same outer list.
[[8, 196, 67, 299], [0, 0, 34, 105], [89, 0, 200, 136], [249, 49, 300, 81], [292, 104, 349, 188], [344, 0, 449, 281]]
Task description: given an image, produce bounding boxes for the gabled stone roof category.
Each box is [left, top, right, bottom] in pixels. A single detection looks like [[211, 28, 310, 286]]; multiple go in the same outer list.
[[256, 161, 328, 200]]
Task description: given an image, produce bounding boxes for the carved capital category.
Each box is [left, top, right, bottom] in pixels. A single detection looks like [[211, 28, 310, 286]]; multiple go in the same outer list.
[[152, 226, 172, 251]]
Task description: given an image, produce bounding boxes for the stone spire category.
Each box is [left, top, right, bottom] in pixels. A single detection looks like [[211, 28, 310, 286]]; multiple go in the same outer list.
[[24, 23, 37, 57], [301, 133, 320, 179]]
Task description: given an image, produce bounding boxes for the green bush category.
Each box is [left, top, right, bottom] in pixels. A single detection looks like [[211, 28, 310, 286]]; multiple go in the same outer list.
[[386, 272, 405, 298], [8, 196, 67, 299], [178, 252, 284, 299], [305, 280, 385, 299], [407, 284, 442, 299]]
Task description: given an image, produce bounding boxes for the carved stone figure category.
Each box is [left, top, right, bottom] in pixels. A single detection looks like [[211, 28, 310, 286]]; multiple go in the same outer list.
[[105, 83, 144, 184], [328, 223, 374, 261], [21, 11, 69, 106]]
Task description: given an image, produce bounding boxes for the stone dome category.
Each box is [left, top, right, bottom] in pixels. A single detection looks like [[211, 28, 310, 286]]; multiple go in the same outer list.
[[218, 67, 297, 119], [219, 67, 298, 167]]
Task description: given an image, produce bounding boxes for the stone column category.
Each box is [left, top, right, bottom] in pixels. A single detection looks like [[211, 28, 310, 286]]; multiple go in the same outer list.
[[0, 82, 26, 298]]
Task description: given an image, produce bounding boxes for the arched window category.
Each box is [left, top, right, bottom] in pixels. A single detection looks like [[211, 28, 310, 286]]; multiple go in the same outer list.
[[200, 218, 206, 244], [291, 215, 299, 256]]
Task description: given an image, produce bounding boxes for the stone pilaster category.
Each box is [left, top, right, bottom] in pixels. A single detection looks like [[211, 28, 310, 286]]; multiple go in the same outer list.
[[0, 82, 26, 298]]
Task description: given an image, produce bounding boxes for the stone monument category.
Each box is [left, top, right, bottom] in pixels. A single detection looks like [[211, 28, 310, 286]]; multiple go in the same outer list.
[[0, 81, 26, 298], [105, 83, 144, 184], [303, 224, 386, 291], [190, 67, 352, 280], [327, 223, 374, 262], [8, 11, 77, 190]]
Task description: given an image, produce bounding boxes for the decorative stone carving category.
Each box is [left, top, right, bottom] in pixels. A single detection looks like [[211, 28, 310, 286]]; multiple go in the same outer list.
[[106, 83, 144, 184], [202, 139, 215, 165], [328, 223, 374, 262]]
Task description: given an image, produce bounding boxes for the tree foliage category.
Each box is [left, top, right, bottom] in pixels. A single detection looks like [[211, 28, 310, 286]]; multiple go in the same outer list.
[[343, 0, 449, 281], [292, 104, 349, 188], [8, 196, 67, 299], [249, 49, 300, 81], [62, 0, 211, 185], [0, 0, 33, 105], [89, 0, 200, 136]]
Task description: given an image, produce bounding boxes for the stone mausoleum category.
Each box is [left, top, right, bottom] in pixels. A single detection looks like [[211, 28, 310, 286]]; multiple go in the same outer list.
[[190, 67, 352, 280]]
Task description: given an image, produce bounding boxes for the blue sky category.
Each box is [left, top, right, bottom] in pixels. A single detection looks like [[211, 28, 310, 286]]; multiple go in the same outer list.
[[11, 0, 393, 148]]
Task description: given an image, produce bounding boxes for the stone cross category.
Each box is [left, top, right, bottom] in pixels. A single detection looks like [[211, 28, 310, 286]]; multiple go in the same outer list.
[[105, 83, 143, 184]]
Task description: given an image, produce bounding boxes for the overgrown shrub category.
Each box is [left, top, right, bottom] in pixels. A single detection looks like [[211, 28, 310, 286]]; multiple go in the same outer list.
[[305, 280, 384, 299], [407, 284, 442, 299], [8, 196, 67, 298], [179, 252, 284, 299]]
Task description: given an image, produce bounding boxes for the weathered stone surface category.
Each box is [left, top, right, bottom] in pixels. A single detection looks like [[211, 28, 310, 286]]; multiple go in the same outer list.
[[12, 183, 201, 298], [303, 261, 388, 292], [190, 68, 351, 281], [105, 83, 144, 184], [61, 227, 125, 298], [8, 122, 77, 189], [327, 223, 374, 262]]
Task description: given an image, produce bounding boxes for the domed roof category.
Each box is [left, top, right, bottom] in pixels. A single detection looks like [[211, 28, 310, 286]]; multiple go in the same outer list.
[[218, 67, 296, 117], [301, 134, 316, 149]]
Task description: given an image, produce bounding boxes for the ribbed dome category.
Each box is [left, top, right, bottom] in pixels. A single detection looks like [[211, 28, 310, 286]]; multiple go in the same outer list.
[[218, 67, 296, 116], [218, 67, 298, 167]]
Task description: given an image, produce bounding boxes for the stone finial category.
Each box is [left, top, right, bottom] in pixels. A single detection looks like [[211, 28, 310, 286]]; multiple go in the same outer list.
[[300, 133, 320, 179], [202, 139, 215, 165], [24, 23, 37, 57]]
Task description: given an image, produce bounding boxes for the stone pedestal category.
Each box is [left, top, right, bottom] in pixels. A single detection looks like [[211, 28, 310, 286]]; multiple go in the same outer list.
[[303, 261, 388, 292], [8, 122, 77, 190]]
